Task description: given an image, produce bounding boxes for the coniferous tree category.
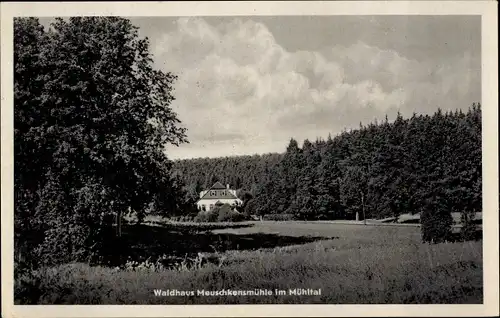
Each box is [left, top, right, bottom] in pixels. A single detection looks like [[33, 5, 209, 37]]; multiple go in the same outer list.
[[295, 140, 319, 220], [172, 104, 481, 230]]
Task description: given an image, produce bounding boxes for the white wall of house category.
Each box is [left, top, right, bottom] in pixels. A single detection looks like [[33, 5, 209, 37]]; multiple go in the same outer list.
[[196, 198, 243, 211], [199, 190, 209, 198]]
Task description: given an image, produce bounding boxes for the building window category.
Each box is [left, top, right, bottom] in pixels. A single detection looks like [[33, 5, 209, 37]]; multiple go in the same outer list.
[[211, 191, 215, 196], [201, 205, 206, 211], [209, 204, 214, 210], [221, 190, 226, 196]]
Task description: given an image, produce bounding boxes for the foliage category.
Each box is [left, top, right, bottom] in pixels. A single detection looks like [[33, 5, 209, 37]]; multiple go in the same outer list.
[[460, 211, 480, 241], [217, 204, 245, 222], [172, 105, 482, 228], [421, 192, 453, 243], [194, 204, 245, 223], [194, 210, 219, 223], [243, 198, 257, 216], [14, 17, 187, 268]]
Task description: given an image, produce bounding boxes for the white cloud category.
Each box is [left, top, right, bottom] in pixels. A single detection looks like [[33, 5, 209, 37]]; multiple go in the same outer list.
[[153, 17, 480, 159]]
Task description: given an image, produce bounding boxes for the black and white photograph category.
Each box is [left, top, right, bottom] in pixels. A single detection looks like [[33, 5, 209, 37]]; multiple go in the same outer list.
[[1, 1, 498, 317]]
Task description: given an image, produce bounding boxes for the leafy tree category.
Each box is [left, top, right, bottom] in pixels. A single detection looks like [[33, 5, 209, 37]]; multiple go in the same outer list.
[[244, 198, 257, 216], [14, 17, 187, 267], [238, 191, 254, 215], [421, 191, 453, 243]]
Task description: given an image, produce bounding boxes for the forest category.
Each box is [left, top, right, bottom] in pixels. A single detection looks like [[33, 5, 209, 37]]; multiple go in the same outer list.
[[173, 105, 482, 221]]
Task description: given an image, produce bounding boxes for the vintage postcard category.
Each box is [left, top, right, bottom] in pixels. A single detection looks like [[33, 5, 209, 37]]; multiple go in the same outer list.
[[1, 1, 498, 317]]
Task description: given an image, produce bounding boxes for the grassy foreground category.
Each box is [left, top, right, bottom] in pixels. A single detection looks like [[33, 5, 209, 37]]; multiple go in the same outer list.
[[15, 221, 483, 304]]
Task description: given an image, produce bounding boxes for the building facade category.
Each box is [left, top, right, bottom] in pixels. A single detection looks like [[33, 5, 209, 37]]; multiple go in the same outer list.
[[196, 182, 242, 211]]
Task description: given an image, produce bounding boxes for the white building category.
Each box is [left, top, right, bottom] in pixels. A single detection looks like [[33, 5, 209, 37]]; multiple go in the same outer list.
[[196, 182, 242, 211]]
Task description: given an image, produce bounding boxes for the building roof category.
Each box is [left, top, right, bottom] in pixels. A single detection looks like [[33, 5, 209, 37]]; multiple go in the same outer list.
[[211, 181, 226, 190], [198, 182, 239, 201]]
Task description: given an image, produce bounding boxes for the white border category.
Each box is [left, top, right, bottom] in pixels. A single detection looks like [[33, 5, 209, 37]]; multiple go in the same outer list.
[[1, 1, 498, 317]]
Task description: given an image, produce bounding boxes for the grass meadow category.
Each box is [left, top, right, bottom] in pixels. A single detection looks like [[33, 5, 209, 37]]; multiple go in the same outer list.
[[15, 218, 483, 304]]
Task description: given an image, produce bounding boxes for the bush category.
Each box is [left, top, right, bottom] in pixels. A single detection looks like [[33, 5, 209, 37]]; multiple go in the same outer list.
[[194, 210, 218, 223], [14, 265, 43, 304], [244, 199, 256, 216], [461, 211, 480, 241], [218, 210, 245, 223], [216, 204, 233, 222], [421, 197, 452, 243], [193, 204, 246, 223], [262, 214, 296, 221]]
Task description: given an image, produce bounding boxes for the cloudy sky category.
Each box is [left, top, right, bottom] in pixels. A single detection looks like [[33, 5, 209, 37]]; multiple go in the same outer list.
[[44, 16, 482, 159]]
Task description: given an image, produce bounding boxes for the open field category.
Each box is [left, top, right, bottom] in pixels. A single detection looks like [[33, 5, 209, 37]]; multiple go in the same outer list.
[[15, 220, 483, 304]]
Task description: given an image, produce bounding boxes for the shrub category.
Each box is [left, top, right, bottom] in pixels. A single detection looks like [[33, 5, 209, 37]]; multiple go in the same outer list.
[[194, 210, 218, 223], [421, 196, 452, 243], [193, 212, 206, 223], [14, 267, 43, 304], [262, 214, 296, 221], [461, 211, 480, 241], [218, 210, 245, 222], [193, 204, 245, 223], [244, 199, 256, 216], [216, 204, 233, 222]]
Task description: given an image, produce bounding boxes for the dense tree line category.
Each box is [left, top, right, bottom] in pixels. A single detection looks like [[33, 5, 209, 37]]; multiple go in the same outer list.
[[14, 17, 187, 269], [172, 153, 283, 205], [173, 105, 482, 222]]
